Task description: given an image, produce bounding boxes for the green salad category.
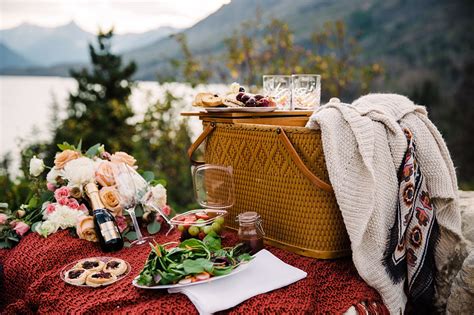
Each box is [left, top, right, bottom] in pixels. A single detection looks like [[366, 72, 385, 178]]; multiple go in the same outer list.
[[137, 232, 252, 286]]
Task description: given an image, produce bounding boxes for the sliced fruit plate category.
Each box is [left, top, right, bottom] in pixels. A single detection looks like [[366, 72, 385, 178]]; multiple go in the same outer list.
[[171, 209, 227, 241]]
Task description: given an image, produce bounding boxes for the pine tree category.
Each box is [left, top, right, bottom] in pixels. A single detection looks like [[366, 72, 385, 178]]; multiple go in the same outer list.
[[51, 29, 137, 155]]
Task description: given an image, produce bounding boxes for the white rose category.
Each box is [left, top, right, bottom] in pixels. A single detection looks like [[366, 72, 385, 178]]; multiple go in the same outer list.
[[36, 220, 59, 237], [143, 184, 167, 211], [63, 157, 97, 187], [46, 167, 64, 185], [47, 204, 83, 229], [29, 156, 45, 177]]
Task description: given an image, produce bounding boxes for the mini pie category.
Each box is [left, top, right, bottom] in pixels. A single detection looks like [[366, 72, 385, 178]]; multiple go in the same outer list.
[[74, 258, 105, 272], [64, 268, 91, 285], [103, 258, 127, 276], [86, 271, 117, 287]]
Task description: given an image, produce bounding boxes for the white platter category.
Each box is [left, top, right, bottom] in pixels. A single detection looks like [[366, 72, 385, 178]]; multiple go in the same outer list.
[[132, 261, 251, 289], [203, 107, 276, 113]]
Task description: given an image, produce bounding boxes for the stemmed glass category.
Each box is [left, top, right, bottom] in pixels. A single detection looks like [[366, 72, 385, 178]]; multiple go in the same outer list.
[[113, 163, 155, 246]]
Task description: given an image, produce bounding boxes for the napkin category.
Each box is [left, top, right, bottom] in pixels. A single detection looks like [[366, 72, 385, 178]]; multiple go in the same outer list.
[[168, 249, 307, 314]]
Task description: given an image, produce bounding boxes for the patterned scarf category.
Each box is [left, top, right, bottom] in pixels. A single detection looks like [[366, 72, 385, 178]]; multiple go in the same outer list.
[[383, 128, 440, 313]]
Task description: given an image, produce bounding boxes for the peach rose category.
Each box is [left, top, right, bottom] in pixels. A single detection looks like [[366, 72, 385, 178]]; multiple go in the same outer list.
[[99, 186, 123, 217], [76, 215, 98, 242], [96, 161, 115, 187], [110, 152, 136, 167], [54, 150, 81, 169]]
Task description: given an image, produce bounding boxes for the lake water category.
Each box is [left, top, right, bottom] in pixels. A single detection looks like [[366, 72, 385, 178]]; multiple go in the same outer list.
[[0, 75, 226, 174]]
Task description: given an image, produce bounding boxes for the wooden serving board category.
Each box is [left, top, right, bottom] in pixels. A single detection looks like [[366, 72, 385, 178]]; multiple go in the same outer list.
[[181, 110, 313, 127]]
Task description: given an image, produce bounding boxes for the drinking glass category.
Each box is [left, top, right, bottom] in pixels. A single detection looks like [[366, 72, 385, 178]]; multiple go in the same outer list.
[[114, 163, 155, 246], [262, 75, 292, 110], [291, 74, 321, 110]]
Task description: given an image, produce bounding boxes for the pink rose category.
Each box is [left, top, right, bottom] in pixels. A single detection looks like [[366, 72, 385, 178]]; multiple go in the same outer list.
[[78, 203, 89, 215], [47, 182, 57, 191], [13, 221, 30, 236], [100, 151, 112, 160], [0, 213, 8, 224], [57, 197, 69, 206], [67, 198, 80, 210], [46, 203, 56, 214], [115, 215, 128, 233], [162, 205, 171, 216], [54, 187, 70, 201]]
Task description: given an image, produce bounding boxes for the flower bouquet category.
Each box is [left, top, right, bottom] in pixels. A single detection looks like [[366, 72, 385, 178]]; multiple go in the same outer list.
[[0, 141, 170, 249]]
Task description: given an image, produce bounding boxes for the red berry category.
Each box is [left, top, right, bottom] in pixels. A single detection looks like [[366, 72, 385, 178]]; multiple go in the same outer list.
[[198, 231, 206, 240]]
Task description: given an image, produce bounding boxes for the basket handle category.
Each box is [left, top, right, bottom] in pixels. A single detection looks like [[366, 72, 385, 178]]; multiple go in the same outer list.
[[188, 123, 333, 193], [276, 127, 333, 193], [188, 123, 216, 165]]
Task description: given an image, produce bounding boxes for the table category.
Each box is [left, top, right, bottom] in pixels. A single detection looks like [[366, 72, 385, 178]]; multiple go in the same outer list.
[[0, 229, 386, 314]]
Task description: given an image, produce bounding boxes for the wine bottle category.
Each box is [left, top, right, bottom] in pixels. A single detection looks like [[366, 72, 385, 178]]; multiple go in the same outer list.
[[85, 183, 124, 252]]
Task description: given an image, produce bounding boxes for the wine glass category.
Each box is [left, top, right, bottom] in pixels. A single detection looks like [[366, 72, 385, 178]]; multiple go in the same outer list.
[[113, 163, 155, 246]]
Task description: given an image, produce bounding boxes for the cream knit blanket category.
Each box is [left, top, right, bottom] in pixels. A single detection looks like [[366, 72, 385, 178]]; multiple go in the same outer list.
[[306, 94, 462, 314]]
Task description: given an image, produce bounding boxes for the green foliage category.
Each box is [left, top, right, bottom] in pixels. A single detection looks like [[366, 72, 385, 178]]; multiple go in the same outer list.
[[169, 19, 383, 101], [164, 33, 212, 87], [133, 91, 195, 212], [51, 29, 137, 156], [223, 19, 383, 99]]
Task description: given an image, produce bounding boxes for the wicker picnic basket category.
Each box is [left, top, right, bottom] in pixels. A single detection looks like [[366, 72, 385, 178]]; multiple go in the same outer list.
[[188, 121, 351, 259]]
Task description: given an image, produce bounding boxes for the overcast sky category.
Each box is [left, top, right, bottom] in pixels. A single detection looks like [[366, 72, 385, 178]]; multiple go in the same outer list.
[[0, 0, 231, 33]]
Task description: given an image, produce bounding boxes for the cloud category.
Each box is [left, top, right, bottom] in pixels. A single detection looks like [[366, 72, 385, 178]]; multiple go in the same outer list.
[[0, 0, 230, 33]]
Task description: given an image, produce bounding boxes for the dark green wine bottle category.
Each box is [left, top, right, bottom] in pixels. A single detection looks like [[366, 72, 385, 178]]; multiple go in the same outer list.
[[85, 183, 124, 252]]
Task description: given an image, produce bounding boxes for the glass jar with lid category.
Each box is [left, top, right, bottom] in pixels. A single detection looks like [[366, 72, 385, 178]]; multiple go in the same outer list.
[[236, 212, 265, 254]]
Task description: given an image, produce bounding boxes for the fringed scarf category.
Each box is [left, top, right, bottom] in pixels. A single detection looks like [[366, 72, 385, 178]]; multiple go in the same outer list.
[[383, 128, 440, 313]]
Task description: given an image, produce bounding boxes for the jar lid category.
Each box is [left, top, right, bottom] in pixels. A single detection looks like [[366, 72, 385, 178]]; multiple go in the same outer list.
[[237, 211, 260, 223]]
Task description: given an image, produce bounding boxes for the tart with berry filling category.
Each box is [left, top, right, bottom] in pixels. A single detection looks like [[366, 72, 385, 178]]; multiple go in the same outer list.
[[103, 258, 127, 276], [86, 271, 117, 287], [64, 268, 91, 285], [74, 258, 105, 272]]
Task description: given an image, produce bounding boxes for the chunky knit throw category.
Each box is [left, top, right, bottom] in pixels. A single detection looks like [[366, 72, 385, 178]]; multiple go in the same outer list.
[[306, 94, 462, 314]]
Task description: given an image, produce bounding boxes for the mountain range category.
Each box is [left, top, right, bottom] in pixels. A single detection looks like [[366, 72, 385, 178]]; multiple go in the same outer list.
[[0, 21, 180, 68], [0, 0, 472, 89]]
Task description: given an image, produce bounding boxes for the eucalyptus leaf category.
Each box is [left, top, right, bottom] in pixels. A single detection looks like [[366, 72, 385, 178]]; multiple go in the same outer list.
[[76, 139, 82, 152], [28, 197, 38, 208], [0, 241, 12, 249], [124, 242, 131, 248], [57, 142, 75, 151], [31, 221, 42, 233], [142, 171, 155, 183], [134, 205, 144, 218], [85, 143, 101, 157], [40, 191, 54, 203], [125, 231, 137, 241], [150, 179, 167, 187], [7, 235, 19, 242], [147, 221, 161, 234]]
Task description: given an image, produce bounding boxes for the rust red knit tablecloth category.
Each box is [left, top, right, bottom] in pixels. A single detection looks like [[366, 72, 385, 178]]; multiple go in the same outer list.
[[0, 229, 386, 314]]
